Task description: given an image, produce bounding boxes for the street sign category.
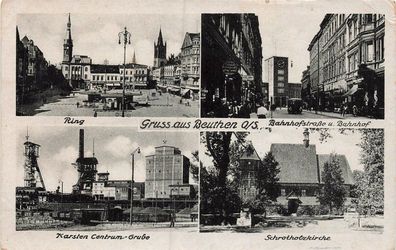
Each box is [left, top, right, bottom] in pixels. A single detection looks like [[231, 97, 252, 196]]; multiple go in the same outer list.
[[242, 75, 254, 81], [222, 60, 239, 75]]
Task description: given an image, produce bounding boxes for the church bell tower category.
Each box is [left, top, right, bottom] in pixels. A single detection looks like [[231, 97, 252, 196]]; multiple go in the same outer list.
[[63, 13, 73, 63], [153, 28, 167, 68]]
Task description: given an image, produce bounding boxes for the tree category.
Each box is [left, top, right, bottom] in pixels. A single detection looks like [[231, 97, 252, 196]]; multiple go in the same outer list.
[[354, 129, 384, 215], [190, 150, 199, 183], [201, 132, 247, 224], [317, 154, 346, 213]]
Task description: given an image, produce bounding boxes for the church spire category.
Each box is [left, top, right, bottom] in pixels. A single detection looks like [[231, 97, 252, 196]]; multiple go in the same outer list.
[[16, 26, 20, 41], [157, 28, 163, 45], [132, 51, 136, 64], [63, 13, 73, 63]]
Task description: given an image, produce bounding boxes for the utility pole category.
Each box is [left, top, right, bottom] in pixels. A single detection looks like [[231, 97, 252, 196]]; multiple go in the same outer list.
[[118, 27, 131, 117]]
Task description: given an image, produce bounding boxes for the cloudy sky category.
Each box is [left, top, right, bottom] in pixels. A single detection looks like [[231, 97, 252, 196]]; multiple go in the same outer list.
[[17, 13, 200, 66], [201, 128, 368, 172], [16, 127, 198, 193]]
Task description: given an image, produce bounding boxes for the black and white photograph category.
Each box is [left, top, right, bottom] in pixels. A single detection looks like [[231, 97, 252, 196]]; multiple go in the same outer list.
[[201, 13, 385, 119], [16, 13, 200, 117], [16, 127, 199, 231], [200, 128, 384, 235]]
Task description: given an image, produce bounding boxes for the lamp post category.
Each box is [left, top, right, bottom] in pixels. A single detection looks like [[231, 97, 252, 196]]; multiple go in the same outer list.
[[130, 147, 140, 225], [118, 27, 131, 117]]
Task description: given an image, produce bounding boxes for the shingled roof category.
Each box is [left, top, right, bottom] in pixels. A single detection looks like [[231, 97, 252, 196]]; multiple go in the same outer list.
[[317, 154, 354, 185], [270, 143, 319, 184]]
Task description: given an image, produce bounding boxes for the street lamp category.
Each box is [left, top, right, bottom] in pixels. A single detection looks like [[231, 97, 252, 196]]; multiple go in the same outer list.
[[118, 27, 131, 117], [130, 147, 140, 225]]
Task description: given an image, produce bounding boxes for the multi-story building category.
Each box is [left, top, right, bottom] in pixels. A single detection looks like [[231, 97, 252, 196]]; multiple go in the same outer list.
[[308, 30, 323, 109], [288, 83, 302, 99], [264, 56, 289, 107], [307, 14, 384, 117], [120, 63, 150, 90], [20, 35, 48, 90], [201, 14, 263, 117], [180, 32, 200, 100], [301, 66, 311, 105], [90, 64, 120, 90], [16, 26, 28, 105], [145, 145, 190, 199]]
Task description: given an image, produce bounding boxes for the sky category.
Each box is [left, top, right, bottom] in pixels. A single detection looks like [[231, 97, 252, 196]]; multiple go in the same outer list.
[[17, 13, 200, 66], [16, 127, 198, 193], [201, 128, 367, 172], [258, 7, 325, 83]]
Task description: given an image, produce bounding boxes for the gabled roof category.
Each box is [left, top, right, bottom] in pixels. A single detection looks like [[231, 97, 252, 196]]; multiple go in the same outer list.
[[317, 154, 354, 185], [181, 32, 200, 49], [240, 149, 260, 161], [270, 143, 319, 184]]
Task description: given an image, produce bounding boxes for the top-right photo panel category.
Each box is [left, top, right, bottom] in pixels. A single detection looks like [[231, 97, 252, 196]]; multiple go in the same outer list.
[[200, 14, 385, 119]]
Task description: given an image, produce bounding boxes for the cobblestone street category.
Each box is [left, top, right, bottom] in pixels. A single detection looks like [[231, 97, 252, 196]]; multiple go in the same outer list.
[[32, 91, 199, 117]]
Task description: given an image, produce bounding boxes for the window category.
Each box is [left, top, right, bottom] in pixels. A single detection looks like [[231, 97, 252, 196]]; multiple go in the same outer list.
[[278, 88, 284, 94], [278, 82, 284, 87], [367, 41, 374, 61], [85, 67, 88, 71], [278, 76, 284, 81], [277, 69, 284, 75]]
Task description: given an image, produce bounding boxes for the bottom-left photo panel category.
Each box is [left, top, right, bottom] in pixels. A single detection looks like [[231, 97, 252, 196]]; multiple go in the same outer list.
[[15, 127, 199, 232]]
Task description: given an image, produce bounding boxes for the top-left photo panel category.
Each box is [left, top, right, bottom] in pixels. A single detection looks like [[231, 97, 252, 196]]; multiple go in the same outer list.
[[16, 13, 201, 117]]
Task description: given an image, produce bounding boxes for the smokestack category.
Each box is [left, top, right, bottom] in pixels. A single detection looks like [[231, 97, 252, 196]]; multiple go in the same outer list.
[[303, 128, 309, 148], [79, 129, 84, 159]]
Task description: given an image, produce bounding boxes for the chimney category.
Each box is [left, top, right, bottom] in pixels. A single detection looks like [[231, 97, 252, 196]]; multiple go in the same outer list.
[[303, 128, 309, 148], [79, 129, 84, 159]]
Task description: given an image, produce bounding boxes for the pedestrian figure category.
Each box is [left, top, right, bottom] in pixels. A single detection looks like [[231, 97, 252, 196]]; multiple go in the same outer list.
[[76, 102, 80, 108], [257, 102, 268, 119], [93, 111, 97, 117], [341, 103, 347, 117], [170, 212, 175, 228]]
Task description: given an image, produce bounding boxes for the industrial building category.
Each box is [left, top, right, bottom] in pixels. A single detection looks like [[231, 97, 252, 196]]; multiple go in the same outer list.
[[145, 145, 191, 199]]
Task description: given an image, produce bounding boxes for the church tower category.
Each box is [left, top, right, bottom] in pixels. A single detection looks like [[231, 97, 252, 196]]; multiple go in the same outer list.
[[153, 28, 167, 68], [63, 13, 73, 63]]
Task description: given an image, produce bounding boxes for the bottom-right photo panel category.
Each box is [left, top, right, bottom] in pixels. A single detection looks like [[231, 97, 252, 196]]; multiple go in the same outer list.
[[199, 128, 384, 235]]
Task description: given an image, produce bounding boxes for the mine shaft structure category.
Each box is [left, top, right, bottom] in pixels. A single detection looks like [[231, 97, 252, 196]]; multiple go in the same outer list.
[[23, 133, 46, 190], [72, 129, 98, 195]]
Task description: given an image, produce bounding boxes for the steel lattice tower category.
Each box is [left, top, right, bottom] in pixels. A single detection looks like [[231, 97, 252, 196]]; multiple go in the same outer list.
[[23, 132, 46, 190]]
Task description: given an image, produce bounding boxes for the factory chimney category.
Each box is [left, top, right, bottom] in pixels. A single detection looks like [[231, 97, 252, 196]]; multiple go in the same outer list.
[[79, 129, 84, 159]]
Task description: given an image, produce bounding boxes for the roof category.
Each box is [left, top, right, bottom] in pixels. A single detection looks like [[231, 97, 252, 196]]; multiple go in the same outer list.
[[240, 149, 261, 161], [270, 143, 319, 184], [71, 55, 91, 64], [90, 64, 119, 73], [317, 154, 354, 185], [76, 157, 98, 165]]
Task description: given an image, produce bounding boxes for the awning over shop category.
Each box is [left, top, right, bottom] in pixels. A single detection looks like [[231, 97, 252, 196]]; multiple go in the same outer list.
[[105, 83, 121, 87], [342, 85, 358, 97]]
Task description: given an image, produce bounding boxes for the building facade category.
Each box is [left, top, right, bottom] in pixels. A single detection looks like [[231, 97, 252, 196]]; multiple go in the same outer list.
[[145, 146, 190, 199], [288, 83, 302, 99], [180, 32, 200, 100], [264, 56, 289, 107], [307, 14, 384, 118], [201, 13, 263, 117], [301, 66, 311, 105]]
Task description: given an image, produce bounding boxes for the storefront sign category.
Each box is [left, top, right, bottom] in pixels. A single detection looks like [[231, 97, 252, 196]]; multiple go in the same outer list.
[[222, 60, 239, 75]]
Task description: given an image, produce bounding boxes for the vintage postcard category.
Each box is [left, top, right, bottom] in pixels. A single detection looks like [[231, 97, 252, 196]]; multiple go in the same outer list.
[[1, 0, 395, 250]]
